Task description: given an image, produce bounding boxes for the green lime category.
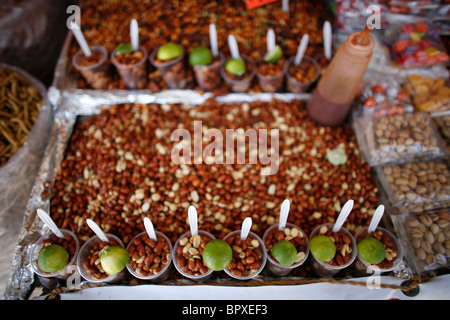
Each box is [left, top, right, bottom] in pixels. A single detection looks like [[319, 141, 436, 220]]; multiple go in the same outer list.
[[225, 58, 246, 76], [310, 235, 336, 262], [100, 246, 130, 275], [357, 237, 386, 265], [271, 240, 298, 266], [115, 43, 134, 56], [38, 244, 69, 273], [264, 45, 283, 63], [157, 42, 182, 61], [326, 148, 348, 166], [202, 239, 232, 271], [188, 46, 213, 66]]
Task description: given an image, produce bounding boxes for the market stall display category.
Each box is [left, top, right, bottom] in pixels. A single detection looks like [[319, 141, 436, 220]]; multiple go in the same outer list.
[[2, 0, 450, 300]]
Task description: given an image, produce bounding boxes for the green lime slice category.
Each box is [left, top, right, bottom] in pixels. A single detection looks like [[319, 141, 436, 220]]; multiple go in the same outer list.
[[264, 45, 283, 63], [38, 244, 69, 273], [157, 42, 182, 61], [357, 237, 386, 265], [202, 239, 232, 271], [115, 43, 134, 56], [310, 235, 336, 262], [271, 240, 298, 266], [326, 148, 348, 166], [100, 246, 130, 275], [189, 46, 213, 66], [225, 58, 246, 76]]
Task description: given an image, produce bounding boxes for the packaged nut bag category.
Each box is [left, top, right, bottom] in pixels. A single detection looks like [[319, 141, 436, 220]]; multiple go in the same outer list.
[[364, 112, 447, 166]]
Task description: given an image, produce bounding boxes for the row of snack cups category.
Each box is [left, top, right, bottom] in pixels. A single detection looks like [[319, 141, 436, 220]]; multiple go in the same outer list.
[[72, 43, 323, 94], [30, 201, 404, 287]]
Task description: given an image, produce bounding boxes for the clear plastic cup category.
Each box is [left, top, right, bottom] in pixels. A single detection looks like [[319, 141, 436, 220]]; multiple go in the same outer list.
[[309, 223, 357, 278], [314, 52, 332, 77], [256, 61, 287, 93], [72, 44, 111, 89], [263, 223, 309, 276], [223, 230, 267, 280], [220, 55, 256, 92], [172, 230, 215, 281], [285, 55, 320, 93], [126, 231, 172, 282], [111, 45, 148, 89], [192, 52, 225, 91], [30, 229, 80, 281], [77, 233, 127, 284], [354, 226, 403, 276], [149, 45, 188, 89]]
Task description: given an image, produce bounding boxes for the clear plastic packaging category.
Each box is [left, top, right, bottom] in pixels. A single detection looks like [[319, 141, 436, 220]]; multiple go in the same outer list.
[[375, 160, 450, 213], [126, 231, 172, 283], [402, 74, 450, 113], [391, 210, 449, 277], [364, 112, 447, 166], [433, 114, 450, 154]]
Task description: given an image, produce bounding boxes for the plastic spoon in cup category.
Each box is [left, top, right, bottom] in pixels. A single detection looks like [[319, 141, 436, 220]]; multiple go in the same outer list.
[[70, 21, 92, 57], [143, 217, 157, 241], [228, 34, 240, 59], [209, 23, 219, 58], [86, 218, 109, 243], [332, 199, 354, 233], [368, 204, 385, 233], [323, 21, 332, 61], [294, 33, 309, 66], [267, 28, 276, 53], [240, 217, 252, 241], [188, 205, 198, 236], [36, 209, 64, 239], [278, 199, 290, 231], [130, 18, 139, 51]]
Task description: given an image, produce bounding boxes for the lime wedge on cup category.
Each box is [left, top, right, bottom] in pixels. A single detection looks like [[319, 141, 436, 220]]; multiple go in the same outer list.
[[271, 240, 297, 266], [115, 43, 134, 56], [189, 46, 213, 66], [357, 237, 386, 265], [157, 42, 182, 61], [202, 239, 232, 271], [38, 244, 69, 273], [264, 45, 283, 63], [225, 58, 246, 76], [100, 246, 130, 275], [310, 235, 336, 262]]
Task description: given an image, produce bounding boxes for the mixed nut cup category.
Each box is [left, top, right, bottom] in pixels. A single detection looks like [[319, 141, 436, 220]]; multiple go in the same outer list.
[[77, 233, 127, 284], [354, 226, 403, 275], [31, 229, 80, 281], [172, 230, 216, 281], [221, 55, 256, 92], [263, 223, 309, 276], [192, 52, 225, 91], [111, 45, 148, 89], [309, 223, 357, 278], [256, 58, 287, 93], [72, 45, 111, 89], [223, 230, 267, 280], [285, 55, 320, 93], [149, 44, 188, 89]]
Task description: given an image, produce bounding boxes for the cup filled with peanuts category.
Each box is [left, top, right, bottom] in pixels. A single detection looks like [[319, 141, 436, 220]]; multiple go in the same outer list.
[[77, 232, 129, 284], [285, 55, 320, 93], [223, 218, 267, 280]]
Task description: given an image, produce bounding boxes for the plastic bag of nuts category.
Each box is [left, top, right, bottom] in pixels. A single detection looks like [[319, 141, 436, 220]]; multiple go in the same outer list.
[[433, 115, 450, 154], [393, 210, 449, 276], [172, 230, 215, 281], [376, 160, 450, 213], [364, 112, 447, 166]]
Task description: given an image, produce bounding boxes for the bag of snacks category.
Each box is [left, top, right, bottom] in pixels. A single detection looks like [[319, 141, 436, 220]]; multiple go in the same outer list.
[[363, 112, 447, 166]]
